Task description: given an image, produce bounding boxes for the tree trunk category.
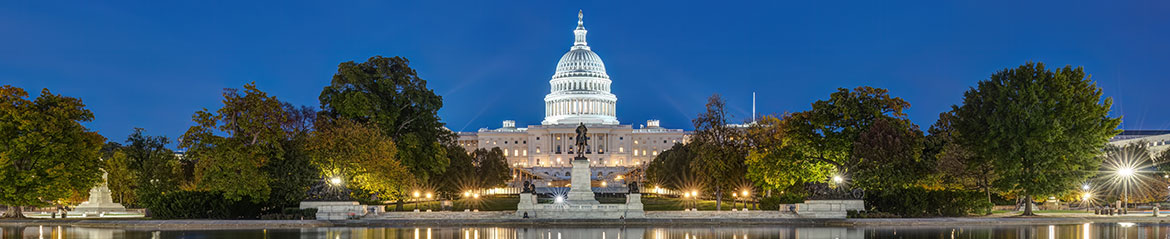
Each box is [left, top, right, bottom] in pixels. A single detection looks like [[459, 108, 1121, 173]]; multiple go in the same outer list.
[[395, 199, 404, 211], [715, 188, 722, 211], [984, 187, 993, 215], [7, 206, 26, 218], [1023, 194, 1035, 216]]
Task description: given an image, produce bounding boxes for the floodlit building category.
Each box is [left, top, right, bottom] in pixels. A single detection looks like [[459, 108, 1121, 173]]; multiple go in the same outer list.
[[1108, 130, 1170, 154], [456, 12, 687, 189]]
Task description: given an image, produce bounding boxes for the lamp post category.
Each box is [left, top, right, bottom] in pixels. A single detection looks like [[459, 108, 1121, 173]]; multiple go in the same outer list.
[[425, 192, 434, 210], [1119, 167, 1135, 213], [742, 190, 750, 210]]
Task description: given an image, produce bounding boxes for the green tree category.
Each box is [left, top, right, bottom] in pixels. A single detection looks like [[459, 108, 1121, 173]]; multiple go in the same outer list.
[[746, 115, 832, 192], [119, 128, 182, 208], [647, 143, 696, 190], [319, 56, 455, 181], [851, 117, 927, 189], [689, 94, 747, 210], [179, 83, 288, 202], [308, 117, 410, 201], [438, 144, 476, 197], [101, 148, 136, 205], [0, 86, 105, 218], [749, 87, 917, 192], [951, 62, 1121, 215], [264, 104, 317, 210], [924, 111, 996, 214], [475, 147, 511, 189]]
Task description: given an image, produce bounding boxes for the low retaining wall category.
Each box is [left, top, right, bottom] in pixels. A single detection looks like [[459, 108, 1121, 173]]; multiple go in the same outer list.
[[647, 211, 796, 219], [300, 201, 371, 220], [372, 211, 514, 219], [795, 200, 865, 219]]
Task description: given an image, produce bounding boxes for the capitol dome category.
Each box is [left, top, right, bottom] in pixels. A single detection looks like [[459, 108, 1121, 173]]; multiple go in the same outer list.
[[554, 49, 608, 79], [542, 11, 619, 126]]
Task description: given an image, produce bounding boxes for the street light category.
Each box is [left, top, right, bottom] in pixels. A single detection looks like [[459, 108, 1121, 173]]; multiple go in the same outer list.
[[732, 193, 738, 209], [1118, 167, 1136, 212], [742, 190, 750, 210], [329, 177, 342, 186], [832, 175, 844, 184]]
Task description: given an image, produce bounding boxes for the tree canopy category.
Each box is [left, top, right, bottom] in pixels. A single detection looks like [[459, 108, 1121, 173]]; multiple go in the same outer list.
[[746, 87, 922, 191], [319, 56, 455, 181], [688, 94, 748, 210], [951, 62, 1121, 215], [0, 85, 105, 217], [308, 117, 410, 201], [179, 83, 314, 203]]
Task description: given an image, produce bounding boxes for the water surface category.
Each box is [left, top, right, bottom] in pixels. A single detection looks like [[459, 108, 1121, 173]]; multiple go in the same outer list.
[[1, 223, 1164, 239]]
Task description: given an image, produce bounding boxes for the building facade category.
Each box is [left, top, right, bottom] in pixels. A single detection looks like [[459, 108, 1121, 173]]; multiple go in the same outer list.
[[456, 12, 687, 188], [1109, 130, 1170, 154]]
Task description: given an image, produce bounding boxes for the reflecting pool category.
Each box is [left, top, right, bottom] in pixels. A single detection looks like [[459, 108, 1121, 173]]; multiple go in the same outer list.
[[1, 223, 1166, 239]]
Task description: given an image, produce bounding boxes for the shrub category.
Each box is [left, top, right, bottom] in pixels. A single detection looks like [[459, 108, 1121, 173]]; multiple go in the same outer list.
[[864, 187, 990, 217], [142, 191, 262, 219]]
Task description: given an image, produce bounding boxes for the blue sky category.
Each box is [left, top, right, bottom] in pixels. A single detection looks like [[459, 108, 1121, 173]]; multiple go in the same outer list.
[[2, 0, 1168, 147]]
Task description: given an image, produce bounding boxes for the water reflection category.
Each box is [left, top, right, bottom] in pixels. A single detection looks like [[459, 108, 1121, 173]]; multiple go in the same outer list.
[[0, 223, 1165, 239]]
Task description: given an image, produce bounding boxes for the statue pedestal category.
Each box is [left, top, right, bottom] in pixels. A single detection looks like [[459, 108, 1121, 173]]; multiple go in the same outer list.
[[517, 193, 537, 218], [566, 158, 599, 204], [72, 175, 126, 215], [625, 193, 645, 218]]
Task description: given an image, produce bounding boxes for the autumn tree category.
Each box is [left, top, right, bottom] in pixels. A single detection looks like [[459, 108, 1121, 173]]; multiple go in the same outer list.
[[319, 56, 455, 182], [951, 62, 1121, 215], [0, 86, 105, 218], [689, 94, 748, 210], [308, 117, 410, 201]]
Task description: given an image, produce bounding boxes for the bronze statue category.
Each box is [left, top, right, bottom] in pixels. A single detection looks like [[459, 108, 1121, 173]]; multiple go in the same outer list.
[[574, 123, 588, 159]]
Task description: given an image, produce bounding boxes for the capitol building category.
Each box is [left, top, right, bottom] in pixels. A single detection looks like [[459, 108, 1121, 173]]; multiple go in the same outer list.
[[456, 12, 687, 187]]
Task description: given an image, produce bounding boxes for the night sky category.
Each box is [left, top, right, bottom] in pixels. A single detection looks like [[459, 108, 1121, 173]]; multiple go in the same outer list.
[[3, 0, 1168, 147]]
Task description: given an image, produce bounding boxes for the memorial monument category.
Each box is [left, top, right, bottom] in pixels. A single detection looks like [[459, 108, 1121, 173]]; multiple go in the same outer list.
[[71, 171, 127, 215], [517, 123, 644, 219]]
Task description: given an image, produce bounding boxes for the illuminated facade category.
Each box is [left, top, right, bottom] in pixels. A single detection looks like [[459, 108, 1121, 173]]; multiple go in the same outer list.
[[455, 12, 687, 185]]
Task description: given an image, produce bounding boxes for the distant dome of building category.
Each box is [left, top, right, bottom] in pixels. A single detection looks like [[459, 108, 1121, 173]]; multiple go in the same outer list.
[[543, 10, 619, 126], [554, 49, 608, 79]]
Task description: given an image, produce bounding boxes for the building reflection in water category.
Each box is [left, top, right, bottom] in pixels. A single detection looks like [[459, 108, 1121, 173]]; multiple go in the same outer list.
[[2, 222, 1169, 238]]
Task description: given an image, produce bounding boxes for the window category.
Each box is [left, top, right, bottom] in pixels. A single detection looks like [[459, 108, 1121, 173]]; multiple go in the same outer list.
[[620, 147, 624, 153], [620, 137, 623, 140], [537, 137, 541, 140], [523, 149, 528, 156]]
